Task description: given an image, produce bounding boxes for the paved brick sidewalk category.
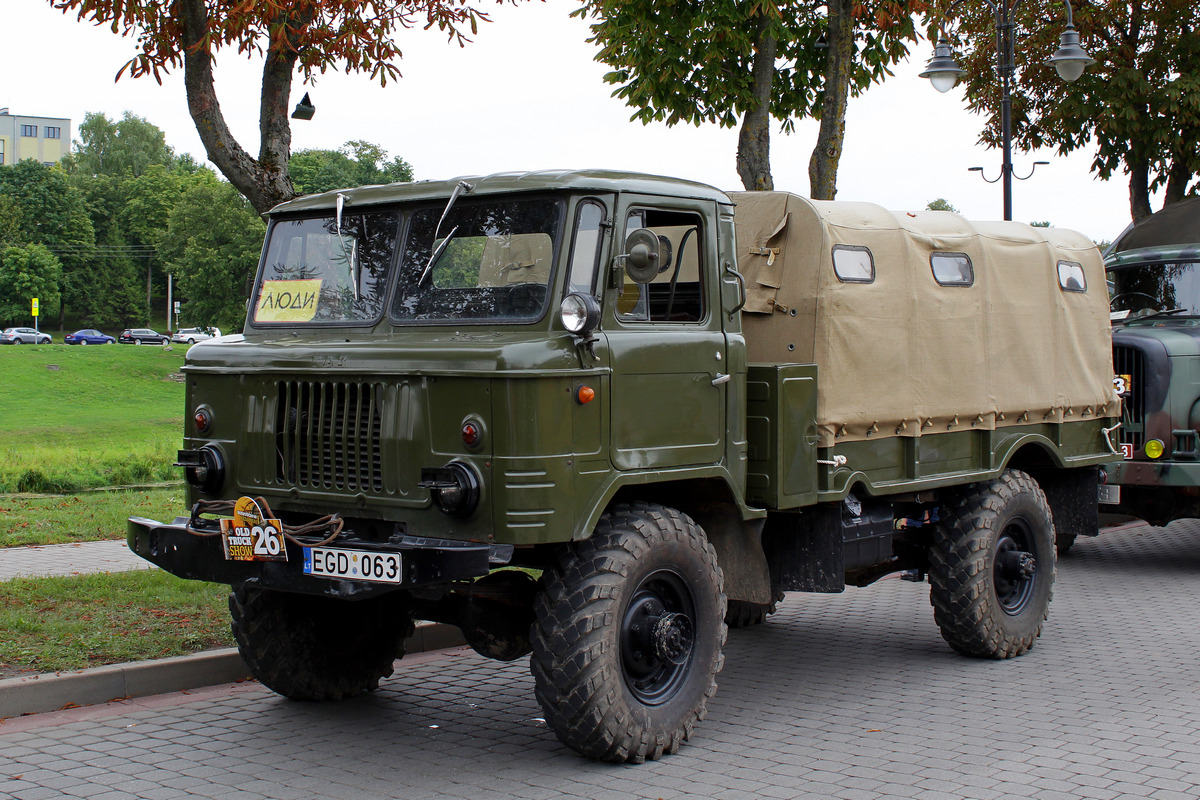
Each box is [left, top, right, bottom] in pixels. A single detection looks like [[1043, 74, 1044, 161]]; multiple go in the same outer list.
[[4, 520, 1200, 799], [0, 539, 153, 581]]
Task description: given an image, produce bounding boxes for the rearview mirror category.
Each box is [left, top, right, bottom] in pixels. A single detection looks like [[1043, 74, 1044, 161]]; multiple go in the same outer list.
[[620, 228, 668, 284]]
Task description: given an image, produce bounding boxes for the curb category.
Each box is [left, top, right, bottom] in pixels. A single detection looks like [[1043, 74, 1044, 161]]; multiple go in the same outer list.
[[0, 622, 465, 720]]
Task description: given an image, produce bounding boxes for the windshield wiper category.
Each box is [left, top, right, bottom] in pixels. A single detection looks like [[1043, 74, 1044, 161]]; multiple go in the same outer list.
[[418, 180, 474, 286]]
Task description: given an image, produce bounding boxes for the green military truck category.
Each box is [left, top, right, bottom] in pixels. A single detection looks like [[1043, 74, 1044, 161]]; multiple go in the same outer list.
[[129, 170, 1118, 763], [1104, 196, 1200, 525]]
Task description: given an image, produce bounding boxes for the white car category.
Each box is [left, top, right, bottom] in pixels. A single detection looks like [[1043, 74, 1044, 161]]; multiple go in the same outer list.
[[171, 327, 222, 344], [1, 327, 52, 345]]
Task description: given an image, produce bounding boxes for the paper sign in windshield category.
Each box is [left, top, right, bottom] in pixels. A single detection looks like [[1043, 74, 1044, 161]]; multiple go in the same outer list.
[[256, 279, 321, 322]]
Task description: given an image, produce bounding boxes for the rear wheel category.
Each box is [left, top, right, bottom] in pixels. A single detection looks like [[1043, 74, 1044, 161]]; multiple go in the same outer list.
[[530, 502, 726, 763], [80, 340, 88, 346], [230, 586, 414, 701], [930, 469, 1055, 658]]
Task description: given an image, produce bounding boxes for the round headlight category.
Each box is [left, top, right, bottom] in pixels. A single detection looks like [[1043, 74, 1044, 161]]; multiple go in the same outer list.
[[419, 461, 482, 518], [1145, 439, 1165, 459], [560, 292, 601, 334]]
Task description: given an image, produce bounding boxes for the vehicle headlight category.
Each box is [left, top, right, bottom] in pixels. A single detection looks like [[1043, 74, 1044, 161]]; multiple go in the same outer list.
[[560, 292, 601, 334], [1144, 439, 1165, 459], [175, 445, 226, 493], [418, 461, 482, 518]]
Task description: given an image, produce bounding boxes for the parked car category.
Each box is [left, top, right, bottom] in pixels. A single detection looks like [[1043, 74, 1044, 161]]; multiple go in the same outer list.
[[170, 326, 221, 344], [119, 328, 170, 345], [1, 327, 52, 345], [64, 329, 116, 345]]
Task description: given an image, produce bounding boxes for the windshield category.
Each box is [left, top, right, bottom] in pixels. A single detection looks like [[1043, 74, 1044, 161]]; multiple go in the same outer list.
[[253, 211, 399, 325], [1108, 261, 1200, 317], [390, 197, 562, 323]]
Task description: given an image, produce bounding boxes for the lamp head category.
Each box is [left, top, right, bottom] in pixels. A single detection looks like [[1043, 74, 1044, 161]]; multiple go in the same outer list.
[[920, 41, 966, 94], [291, 92, 315, 120], [1047, 25, 1095, 82]]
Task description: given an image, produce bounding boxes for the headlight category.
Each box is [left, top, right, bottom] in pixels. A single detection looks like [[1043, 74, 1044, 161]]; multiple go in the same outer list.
[[1144, 439, 1165, 459], [175, 445, 226, 493], [418, 461, 482, 518], [560, 292, 601, 334]]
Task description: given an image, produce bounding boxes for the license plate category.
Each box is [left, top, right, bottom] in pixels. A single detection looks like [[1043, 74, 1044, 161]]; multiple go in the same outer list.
[[303, 547, 402, 584], [1098, 484, 1120, 504]]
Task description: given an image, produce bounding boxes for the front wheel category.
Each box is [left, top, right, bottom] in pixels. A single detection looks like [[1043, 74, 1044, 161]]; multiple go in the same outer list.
[[230, 586, 414, 701], [929, 469, 1055, 659], [530, 502, 726, 763]]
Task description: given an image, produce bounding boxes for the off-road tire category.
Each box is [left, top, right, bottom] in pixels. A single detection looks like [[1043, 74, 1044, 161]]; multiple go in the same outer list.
[[230, 586, 414, 701], [530, 502, 727, 763], [725, 589, 785, 628], [930, 469, 1056, 659]]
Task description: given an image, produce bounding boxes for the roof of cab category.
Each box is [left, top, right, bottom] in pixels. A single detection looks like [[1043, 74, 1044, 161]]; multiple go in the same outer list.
[[270, 169, 732, 215]]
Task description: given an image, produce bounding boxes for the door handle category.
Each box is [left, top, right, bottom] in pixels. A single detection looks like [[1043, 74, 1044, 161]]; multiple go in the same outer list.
[[711, 373, 731, 386]]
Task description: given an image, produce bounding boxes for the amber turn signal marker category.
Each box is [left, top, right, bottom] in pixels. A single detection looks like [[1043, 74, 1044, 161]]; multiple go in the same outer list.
[[575, 385, 595, 405]]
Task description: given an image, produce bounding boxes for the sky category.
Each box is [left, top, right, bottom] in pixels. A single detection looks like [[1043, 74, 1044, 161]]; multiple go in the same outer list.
[[2, 1, 1143, 242]]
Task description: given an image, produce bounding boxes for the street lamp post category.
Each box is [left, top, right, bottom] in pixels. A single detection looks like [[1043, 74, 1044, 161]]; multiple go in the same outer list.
[[920, 0, 1095, 220]]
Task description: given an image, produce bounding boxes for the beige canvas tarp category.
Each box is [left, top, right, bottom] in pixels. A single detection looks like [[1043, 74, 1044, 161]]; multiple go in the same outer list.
[[729, 191, 1117, 447]]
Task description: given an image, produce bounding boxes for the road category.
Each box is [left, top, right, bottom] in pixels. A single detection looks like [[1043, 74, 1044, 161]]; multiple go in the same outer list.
[[3, 520, 1200, 800]]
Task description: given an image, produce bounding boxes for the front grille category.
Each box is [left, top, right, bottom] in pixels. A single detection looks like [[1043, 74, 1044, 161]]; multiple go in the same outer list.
[[1112, 345, 1145, 451], [275, 381, 383, 491]]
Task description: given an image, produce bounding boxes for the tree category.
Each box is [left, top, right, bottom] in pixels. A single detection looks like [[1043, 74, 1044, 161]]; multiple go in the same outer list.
[[574, 0, 924, 197], [160, 181, 266, 333], [290, 140, 414, 195], [948, 0, 1200, 221], [66, 111, 176, 178], [0, 195, 25, 248], [70, 173, 143, 326], [52, 0, 520, 215], [927, 197, 960, 212], [0, 244, 63, 325], [0, 161, 96, 327]]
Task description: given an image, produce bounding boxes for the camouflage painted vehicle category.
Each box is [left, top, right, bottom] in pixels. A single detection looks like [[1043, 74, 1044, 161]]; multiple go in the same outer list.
[[1104, 197, 1200, 526], [128, 171, 1118, 762]]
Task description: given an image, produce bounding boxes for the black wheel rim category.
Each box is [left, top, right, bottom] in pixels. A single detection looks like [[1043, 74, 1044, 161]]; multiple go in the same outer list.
[[620, 569, 697, 706], [993, 518, 1038, 615]]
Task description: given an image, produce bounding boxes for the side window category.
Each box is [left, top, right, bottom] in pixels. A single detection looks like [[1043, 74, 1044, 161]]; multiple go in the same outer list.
[[566, 200, 605, 296], [832, 245, 874, 283], [618, 208, 704, 322], [931, 252, 974, 286], [1057, 260, 1087, 292]]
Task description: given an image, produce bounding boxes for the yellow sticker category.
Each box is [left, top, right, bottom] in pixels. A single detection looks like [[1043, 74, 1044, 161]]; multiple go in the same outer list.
[[256, 279, 322, 322], [221, 496, 288, 562]]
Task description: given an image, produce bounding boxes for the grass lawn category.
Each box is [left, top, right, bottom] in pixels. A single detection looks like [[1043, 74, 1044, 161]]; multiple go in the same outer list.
[[0, 570, 234, 680], [0, 487, 187, 547], [0, 344, 186, 492]]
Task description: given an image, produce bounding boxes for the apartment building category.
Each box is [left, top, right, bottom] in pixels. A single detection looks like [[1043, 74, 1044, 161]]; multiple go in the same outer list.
[[0, 108, 71, 167]]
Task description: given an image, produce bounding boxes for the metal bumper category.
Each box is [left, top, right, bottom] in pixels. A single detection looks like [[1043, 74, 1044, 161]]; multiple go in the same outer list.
[[127, 516, 495, 599], [1109, 459, 1200, 487]]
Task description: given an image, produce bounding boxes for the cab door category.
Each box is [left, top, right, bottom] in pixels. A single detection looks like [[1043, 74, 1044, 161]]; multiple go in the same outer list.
[[604, 195, 726, 470]]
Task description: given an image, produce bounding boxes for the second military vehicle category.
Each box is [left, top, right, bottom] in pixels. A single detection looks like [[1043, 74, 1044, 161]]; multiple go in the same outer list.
[[1104, 196, 1200, 526]]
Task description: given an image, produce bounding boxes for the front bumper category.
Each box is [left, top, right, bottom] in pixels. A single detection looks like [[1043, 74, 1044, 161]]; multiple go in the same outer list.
[[1109, 459, 1200, 487], [127, 515, 497, 599]]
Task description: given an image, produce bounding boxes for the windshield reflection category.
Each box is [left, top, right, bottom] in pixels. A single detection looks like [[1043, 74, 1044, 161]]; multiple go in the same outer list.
[[1108, 261, 1200, 317], [254, 212, 398, 325], [391, 197, 563, 323]]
